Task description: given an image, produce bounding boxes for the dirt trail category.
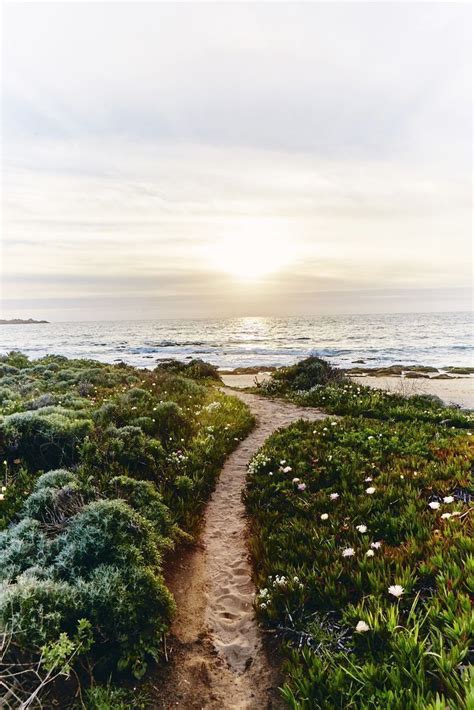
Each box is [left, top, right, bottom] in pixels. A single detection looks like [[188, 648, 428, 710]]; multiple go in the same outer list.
[[154, 390, 326, 709]]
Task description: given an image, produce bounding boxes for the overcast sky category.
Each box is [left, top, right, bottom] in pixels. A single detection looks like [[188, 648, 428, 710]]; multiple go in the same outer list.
[[1, 1, 472, 321]]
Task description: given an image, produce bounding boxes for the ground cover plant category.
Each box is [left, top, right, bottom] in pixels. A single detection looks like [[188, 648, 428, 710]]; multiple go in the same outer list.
[[0, 352, 253, 707], [247, 359, 473, 709], [259, 356, 473, 427]]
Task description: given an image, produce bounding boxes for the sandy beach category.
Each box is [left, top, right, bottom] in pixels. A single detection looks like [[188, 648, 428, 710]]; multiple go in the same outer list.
[[221, 371, 474, 409]]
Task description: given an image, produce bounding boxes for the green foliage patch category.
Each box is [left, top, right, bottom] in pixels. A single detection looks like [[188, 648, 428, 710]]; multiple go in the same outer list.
[[246, 370, 473, 708]]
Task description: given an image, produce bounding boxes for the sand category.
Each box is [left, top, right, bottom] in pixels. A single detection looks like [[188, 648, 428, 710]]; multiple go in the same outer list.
[[351, 375, 474, 409], [221, 372, 473, 410], [153, 389, 327, 709]]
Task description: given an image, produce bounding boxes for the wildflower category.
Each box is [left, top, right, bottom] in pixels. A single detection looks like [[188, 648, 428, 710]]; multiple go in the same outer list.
[[0, 494, 4, 501], [320, 513, 329, 520], [355, 620, 369, 633], [282, 466, 292, 473], [1, 486, 6, 493], [364, 477, 372, 482], [388, 585, 404, 598], [441, 513, 452, 520], [342, 548, 355, 557], [292, 478, 300, 484], [400, 475, 404, 479], [371, 541, 382, 549], [356, 524, 367, 533], [367, 436, 374, 440], [280, 460, 287, 465], [428, 501, 440, 510], [365, 487, 376, 495], [443, 496, 454, 504], [451, 511, 462, 516], [331, 421, 337, 426], [330, 493, 339, 500], [365, 549, 375, 557], [297, 483, 306, 491]]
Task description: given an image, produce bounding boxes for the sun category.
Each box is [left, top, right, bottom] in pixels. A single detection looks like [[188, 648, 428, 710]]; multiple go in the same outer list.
[[205, 220, 295, 281]]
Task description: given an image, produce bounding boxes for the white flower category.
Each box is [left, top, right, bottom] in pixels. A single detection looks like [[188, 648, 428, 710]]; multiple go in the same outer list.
[[365, 549, 375, 557], [320, 513, 329, 520], [371, 541, 382, 549], [356, 524, 368, 533], [330, 492, 339, 500], [342, 547, 355, 557], [1, 486, 6, 493], [292, 478, 300, 484], [365, 487, 376, 495], [0, 494, 4, 501], [331, 421, 337, 426], [429, 501, 440, 510], [364, 477, 372, 482], [367, 436, 374, 440], [443, 496, 454, 504], [280, 460, 286, 465], [388, 584, 404, 598], [355, 620, 369, 633], [451, 511, 462, 516], [441, 513, 452, 520], [400, 475, 404, 479], [282, 466, 292, 473], [297, 483, 307, 491]]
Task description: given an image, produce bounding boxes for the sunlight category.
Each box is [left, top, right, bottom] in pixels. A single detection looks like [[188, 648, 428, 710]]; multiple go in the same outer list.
[[205, 220, 296, 281]]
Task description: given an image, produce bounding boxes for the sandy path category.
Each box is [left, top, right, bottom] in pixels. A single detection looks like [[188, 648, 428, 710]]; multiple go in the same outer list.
[[154, 390, 326, 709]]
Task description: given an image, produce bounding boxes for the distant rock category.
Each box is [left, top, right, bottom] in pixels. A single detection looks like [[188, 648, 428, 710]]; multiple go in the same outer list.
[[0, 318, 49, 324]]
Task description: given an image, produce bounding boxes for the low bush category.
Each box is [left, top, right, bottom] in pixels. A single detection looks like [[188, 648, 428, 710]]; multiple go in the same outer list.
[[0, 352, 254, 705]]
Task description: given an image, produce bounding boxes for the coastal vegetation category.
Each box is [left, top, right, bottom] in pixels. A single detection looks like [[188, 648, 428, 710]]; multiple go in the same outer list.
[[247, 358, 473, 708], [0, 353, 253, 707]]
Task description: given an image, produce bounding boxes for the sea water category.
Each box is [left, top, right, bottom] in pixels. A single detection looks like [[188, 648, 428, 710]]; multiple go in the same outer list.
[[0, 312, 472, 370]]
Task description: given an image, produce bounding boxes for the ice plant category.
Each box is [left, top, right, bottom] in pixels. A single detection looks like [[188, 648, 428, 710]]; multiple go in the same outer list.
[[297, 483, 306, 491], [356, 524, 367, 533], [342, 547, 355, 557], [365, 487, 375, 495], [443, 496, 454, 504], [429, 501, 440, 510], [365, 549, 375, 557], [355, 620, 369, 633], [320, 513, 329, 520], [388, 585, 404, 598], [329, 492, 339, 500], [371, 541, 382, 549]]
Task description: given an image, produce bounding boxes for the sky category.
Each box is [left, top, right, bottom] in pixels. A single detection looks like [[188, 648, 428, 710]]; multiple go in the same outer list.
[[1, 1, 472, 321]]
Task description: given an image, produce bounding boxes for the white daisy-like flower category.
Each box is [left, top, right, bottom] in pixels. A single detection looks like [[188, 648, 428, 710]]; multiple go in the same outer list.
[[451, 511, 462, 516], [355, 620, 369, 633], [441, 513, 452, 520], [443, 496, 454, 504], [280, 460, 287, 465], [365, 549, 375, 557], [331, 421, 337, 426], [297, 483, 307, 491], [365, 487, 376, 495], [356, 524, 368, 533], [0, 494, 4, 501], [364, 477, 373, 482], [342, 548, 355, 557], [320, 513, 329, 520], [292, 478, 300, 484], [388, 584, 404, 598], [429, 501, 440, 510], [330, 492, 339, 500], [282, 466, 292, 473], [371, 541, 382, 549]]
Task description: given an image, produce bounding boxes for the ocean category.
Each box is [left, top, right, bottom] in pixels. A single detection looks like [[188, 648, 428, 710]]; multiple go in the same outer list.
[[0, 312, 472, 371]]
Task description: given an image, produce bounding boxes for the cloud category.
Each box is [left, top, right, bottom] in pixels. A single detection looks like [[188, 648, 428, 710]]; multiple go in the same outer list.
[[1, 2, 471, 319]]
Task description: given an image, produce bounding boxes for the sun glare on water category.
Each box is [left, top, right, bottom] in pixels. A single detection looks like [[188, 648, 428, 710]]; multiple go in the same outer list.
[[206, 222, 295, 281]]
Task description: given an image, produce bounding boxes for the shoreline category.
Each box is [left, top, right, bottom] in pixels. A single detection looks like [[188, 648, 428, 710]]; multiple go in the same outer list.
[[220, 365, 474, 410]]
